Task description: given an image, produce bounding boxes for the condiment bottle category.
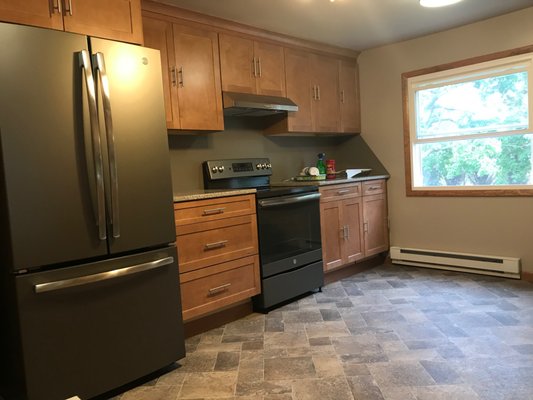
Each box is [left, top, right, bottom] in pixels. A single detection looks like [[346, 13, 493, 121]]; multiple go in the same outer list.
[[316, 153, 326, 175], [326, 159, 336, 180]]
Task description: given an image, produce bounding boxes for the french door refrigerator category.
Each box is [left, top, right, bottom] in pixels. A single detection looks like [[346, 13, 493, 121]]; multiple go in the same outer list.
[[0, 22, 185, 400]]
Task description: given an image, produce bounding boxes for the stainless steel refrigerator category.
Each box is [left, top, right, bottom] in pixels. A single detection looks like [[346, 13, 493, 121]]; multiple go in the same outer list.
[[0, 22, 185, 400]]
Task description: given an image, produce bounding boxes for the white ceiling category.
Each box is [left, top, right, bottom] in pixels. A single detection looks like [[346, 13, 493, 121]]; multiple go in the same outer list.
[[155, 0, 533, 51]]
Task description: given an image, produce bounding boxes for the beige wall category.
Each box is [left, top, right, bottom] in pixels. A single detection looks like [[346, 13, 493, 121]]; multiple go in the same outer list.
[[358, 7, 533, 273]]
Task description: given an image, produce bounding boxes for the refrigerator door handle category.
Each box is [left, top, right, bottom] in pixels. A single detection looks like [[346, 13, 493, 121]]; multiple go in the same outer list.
[[79, 49, 107, 241], [94, 52, 120, 238], [34, 256, 174, 293]]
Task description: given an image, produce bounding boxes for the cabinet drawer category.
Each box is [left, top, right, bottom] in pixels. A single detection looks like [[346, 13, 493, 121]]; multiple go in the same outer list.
[[174, 194, 256, 226], [180, 255, 260, 321], [176, 215, 258, 273], [320, 183, 361, 202], [362, 180, 385, 196]]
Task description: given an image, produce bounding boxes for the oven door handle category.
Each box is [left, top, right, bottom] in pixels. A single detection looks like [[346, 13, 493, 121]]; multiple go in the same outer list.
[[258, 192, 321, 208]]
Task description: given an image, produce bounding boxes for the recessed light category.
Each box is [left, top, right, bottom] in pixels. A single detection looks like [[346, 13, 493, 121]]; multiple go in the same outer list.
[[420, 0, 463, 7]]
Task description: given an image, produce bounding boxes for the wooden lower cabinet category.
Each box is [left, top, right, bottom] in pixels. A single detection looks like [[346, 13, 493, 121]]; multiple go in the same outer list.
[[320, 180, 388, 272], [174, 194, 260, 321], [361, 179, 389, 256], [180, 255, 260, 321]]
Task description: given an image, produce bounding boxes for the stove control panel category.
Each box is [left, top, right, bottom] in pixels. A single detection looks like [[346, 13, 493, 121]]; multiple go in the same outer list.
[[203, 158, 272, 180]]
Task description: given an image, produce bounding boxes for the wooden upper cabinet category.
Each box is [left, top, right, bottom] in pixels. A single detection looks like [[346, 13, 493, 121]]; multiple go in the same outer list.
[[62, 0, 143, 44], [339, 59, 361, 133], [172, 24, 224, 131], [253, 40, 286, 96], [283, 48, 314, 132], [312, 54, 340, 132], [219, 34, 255, 94], [219, 33, 286, 97], [0, 0, 143, 44], [0, 0, 64, 30], [142, 17, 176, 127], [268, 49, 341, 134], [142, 16, 224, 131]]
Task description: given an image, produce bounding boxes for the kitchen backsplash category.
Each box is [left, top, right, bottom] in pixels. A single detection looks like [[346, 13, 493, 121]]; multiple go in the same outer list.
[[168, 117, 387, 192]]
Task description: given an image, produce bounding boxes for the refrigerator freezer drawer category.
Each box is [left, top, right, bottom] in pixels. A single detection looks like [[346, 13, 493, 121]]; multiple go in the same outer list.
[[12, 247, 185, 400]]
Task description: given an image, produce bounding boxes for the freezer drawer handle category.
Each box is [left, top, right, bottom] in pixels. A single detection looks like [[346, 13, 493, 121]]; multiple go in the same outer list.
[[94, 52, 120, 239], [34, 257, 174, 294], [80, 50, 106, 241], [258, 193, 321, 208]]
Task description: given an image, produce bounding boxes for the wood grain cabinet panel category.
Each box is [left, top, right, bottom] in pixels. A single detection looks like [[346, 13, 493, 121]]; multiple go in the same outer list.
[[312, 54, 340, 132], [143, 16, 224, 131], [319, 183, 364, 272], [174, 194, 260, 321], [0, 0, 64, 30], [174, 195, 255, 226], [363, 191, 389, 257], [180, 255, 260, 321], [176, 215, 258, 273], [268, 50, 360, 135], [339, 59, 361, 133], [219, 33, 286, 97], [0, 0, 143, 44], [320, 180, 388, 271]]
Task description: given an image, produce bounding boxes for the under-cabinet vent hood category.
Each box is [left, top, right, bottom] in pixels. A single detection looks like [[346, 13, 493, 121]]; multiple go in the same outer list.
[[223, 91, 298, 117]]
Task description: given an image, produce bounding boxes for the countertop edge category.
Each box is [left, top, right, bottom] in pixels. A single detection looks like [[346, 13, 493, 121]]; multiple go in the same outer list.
[[173, 188, 257, 203], [271, 174, 390, 187]]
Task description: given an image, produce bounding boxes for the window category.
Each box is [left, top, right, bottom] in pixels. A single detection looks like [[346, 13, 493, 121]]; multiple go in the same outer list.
[[402, 47, 533, 196]]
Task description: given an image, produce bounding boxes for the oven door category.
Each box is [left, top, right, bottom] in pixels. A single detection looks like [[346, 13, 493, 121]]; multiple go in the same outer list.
[[256, 192, 322, 278]]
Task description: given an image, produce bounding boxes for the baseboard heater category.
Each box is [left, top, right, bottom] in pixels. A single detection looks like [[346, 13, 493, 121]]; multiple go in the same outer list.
[[390, 246, 521, 279]]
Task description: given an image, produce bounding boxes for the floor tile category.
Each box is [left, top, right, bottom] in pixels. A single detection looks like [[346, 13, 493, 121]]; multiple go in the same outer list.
[[115, 263, 533, 400]]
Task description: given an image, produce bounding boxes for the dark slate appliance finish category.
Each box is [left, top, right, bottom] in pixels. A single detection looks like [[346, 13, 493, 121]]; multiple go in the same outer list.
[[0, 22, 185, 400], [203, 158, 324, 311]]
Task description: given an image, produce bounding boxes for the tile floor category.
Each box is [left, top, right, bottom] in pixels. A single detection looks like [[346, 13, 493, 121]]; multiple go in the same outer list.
[[115, 263, 533, 400]]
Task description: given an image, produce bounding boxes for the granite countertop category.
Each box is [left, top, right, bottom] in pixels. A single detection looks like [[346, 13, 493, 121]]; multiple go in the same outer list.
[[271, 173, 390, 187], [173, 188, 256, 203]]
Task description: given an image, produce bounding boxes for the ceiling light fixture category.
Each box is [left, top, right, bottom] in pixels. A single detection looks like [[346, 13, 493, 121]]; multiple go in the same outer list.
[[420, 0, 463, 7]]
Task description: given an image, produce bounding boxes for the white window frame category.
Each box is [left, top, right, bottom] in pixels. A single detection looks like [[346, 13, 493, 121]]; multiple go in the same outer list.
[[402, 48, 533, 197]]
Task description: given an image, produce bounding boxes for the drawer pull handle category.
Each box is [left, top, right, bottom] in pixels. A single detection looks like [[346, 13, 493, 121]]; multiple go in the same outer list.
[[208, 283, 231, 296], [202, 207, 225, 216], [367, 186, 381, 191], [337, 189, 351, 194], [204, 240, 228, 250]]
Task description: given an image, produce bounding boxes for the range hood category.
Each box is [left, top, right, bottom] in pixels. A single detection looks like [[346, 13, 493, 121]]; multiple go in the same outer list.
[[223, 91, 298, 117]]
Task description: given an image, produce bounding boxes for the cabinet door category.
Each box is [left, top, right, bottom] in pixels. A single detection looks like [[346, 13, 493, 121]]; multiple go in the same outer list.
[[339, 59, 361, 133], [284, 48, 314, 132], [313, 54, 340, 132], [363, 193, 389, 257], [173, 24, 224, 131], [62, 0, 143, 44], [319, 200, 344, 271], [0, 0, 63, 30], [219, 33, 255, 94], [342, 197, 365, 263], [142, 17, 179, 129], [254, 41, 286, 97]]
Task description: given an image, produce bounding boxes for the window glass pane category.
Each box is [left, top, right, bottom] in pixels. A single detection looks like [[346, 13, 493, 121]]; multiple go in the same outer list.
[[414, 134, 532, 187], [416, 71, 528, 139]]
